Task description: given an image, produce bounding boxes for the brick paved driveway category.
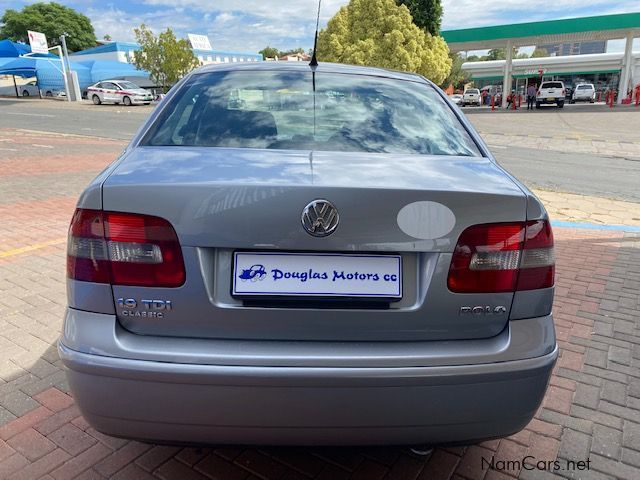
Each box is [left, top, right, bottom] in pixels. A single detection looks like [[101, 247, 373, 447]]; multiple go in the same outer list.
[[1, 128, 639, 480]]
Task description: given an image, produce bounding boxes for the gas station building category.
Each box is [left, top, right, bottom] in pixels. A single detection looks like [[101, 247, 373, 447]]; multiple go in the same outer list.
[[442, 12, 640, 106]]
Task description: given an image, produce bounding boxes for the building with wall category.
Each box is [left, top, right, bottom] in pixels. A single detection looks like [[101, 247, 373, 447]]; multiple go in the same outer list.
[[462, 52, 640, 97], [444, 12, 640, 105], [70, 42, 262, 65]]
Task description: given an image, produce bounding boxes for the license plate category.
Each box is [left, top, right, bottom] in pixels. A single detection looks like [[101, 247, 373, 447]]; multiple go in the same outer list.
[[232, 252, 402, 298]]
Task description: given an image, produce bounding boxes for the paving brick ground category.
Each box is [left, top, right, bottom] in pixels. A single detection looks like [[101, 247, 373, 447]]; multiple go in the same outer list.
[[1, 128, 639, 479]]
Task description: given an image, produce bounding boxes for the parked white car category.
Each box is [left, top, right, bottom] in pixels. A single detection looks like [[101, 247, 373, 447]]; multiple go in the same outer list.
[[450, 93, 463, 105], [0, 80, 40, 97], [536, 81, 565, 108], [461, 88, 482, 106], [86, 80, 153, 106], [571, 83, 595, 103]]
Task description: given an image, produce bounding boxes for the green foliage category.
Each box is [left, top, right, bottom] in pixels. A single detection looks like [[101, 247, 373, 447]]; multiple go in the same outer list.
[[132, 24, 199, 92], [469, 47, 527, 61], [317, 0, 451, 84], [396, 0, 442, 35], [486, 48, 506, 60], [259, 46, 307, 59], [531, 47, 549, 58], [441, 52, 469, 89], [259, 46, 280, 58], [0, 1, 96, 52]]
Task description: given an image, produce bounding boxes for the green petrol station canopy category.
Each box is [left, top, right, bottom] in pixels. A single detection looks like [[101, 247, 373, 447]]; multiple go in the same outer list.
[[442, 12, 640, 52]]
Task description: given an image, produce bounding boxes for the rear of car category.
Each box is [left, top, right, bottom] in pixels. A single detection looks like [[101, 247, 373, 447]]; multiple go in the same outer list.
[[461, 88, 481, 106], [536, 81, 565, 108], [60, 63, 556, 446], [571, 83, 596, 103]]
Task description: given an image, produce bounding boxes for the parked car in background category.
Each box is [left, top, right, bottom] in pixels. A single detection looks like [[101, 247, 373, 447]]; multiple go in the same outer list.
[[0, 80, 39, 97], [61, 62, 557, 448], [461, 88, 482, 106], [86, 80, 153, 106], [43, 88, 66, 99], [449, 93, 463, 105], [571, 83, 596, 103], [536, 81, 565, 108], [19, 80, 39, 97]]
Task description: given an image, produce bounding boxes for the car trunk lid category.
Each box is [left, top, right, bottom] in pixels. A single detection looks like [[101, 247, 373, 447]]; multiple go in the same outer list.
[[101, 147, 527, 341]]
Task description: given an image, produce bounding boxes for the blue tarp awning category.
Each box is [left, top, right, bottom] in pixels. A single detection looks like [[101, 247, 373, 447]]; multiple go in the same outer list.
[[0, 56, 148, 91], [0, 57, 89, 92], [0, 39, 56, 58]]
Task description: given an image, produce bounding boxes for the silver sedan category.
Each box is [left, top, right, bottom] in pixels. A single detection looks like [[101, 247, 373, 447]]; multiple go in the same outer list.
[[61, 62, 557, 447]]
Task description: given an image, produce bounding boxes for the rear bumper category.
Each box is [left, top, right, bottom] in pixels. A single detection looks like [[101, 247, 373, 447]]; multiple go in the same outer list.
[[59, 309, 557, 446]]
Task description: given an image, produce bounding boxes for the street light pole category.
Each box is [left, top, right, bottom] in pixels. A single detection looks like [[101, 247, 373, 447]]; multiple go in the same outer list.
[[59, 34, 72, 102]]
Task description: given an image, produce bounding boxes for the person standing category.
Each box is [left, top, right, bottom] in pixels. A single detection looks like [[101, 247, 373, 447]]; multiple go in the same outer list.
[[527, 83, 537, 110]]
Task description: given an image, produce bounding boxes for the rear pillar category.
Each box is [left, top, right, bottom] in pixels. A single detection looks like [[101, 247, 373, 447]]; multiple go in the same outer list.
[[617, 31, 635, 104], [502, 40, 513, 109]]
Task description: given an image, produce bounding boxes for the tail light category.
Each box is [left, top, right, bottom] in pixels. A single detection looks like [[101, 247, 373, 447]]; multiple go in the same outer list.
[[447, 220, 554, 293], [67, 209, 185, 287]]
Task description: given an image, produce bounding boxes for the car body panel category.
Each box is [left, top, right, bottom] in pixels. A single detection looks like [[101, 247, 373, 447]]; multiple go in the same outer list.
[[59, 307, 556, 445], [100, 147, 527, 341]]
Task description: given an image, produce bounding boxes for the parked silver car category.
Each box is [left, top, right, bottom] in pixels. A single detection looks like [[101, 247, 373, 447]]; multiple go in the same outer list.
[[86, 80, 152, 106], [60, 62, 557, 447]]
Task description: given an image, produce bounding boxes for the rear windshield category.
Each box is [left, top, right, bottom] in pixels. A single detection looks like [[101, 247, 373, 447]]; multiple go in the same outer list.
[[577, 85, 593, 90], [541, 82, 563, 89], [142, 70, 481, 156], [465, 89, 479, 94]]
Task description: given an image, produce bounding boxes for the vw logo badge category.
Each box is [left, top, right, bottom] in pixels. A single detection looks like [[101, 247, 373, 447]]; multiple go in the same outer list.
[[301, 200, 339, 237]]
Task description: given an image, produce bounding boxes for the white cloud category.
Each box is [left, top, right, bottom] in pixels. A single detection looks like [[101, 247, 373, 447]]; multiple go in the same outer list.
[[82, 0, 640, 54]]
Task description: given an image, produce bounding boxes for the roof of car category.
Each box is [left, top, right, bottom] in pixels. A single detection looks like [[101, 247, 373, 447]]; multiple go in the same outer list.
[[194, 61, 427, 83]]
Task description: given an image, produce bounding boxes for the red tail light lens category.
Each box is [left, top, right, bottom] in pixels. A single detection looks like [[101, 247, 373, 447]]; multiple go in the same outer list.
[[448, 220, 554, 293], [517, 219, 555, 291], [67, 209, 185, 287]]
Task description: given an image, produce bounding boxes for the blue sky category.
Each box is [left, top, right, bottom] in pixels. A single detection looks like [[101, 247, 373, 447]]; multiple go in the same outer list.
[[0, 0, 638, 53]]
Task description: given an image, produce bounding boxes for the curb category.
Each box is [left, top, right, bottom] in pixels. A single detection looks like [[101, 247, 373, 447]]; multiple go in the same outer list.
[[551, 220, 640, 233]]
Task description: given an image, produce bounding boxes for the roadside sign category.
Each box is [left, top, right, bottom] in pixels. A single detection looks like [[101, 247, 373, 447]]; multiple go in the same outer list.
[[187, 34, 212, 51], [27, 30, 48, 54]]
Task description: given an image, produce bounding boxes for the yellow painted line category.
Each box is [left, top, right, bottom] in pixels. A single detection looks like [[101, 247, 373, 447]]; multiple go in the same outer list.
[[0, 237, 66, 258]]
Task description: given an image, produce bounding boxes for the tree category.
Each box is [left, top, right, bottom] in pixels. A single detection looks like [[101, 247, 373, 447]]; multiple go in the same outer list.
[[483, 47, 524, 61], [317, 0, 451, 84], [531, 47, 549, 58], [259, 46, 307, 59], [485, 48, 506, 60], [396, 0, 442, 35], [441, 52, 469, 89], [0, 2, 96, 52], [132, 25, 199, 92], [103, 34, 112, 42], [259, 46, 279, 58]]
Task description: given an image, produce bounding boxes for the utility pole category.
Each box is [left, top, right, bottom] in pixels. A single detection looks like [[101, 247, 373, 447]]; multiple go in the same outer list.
[[59, 34, 72, 101], [59, 34, 82, 101]]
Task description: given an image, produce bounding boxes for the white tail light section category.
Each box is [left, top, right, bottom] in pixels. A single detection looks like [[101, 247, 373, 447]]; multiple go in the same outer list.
[[67, 209, 185, 287], [448, 220, 554, 293]]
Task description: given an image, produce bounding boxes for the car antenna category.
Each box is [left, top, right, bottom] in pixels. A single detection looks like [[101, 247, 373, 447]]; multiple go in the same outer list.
[[310, 0, 322, 140], [309, 0, 322, 67]]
